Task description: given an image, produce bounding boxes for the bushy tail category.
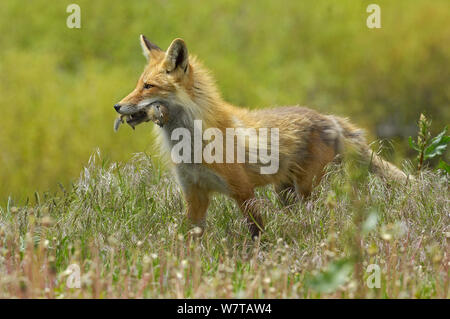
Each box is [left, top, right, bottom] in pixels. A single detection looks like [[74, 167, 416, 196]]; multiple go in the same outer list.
[[333, 116, 410, 183]]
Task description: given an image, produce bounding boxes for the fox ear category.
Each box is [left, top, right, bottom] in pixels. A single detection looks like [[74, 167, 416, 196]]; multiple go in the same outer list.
[[164, 38, 189, 73], [140, 34, 161, 61]]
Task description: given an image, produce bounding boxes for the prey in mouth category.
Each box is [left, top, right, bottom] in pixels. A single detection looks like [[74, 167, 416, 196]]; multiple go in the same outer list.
[[114, 102, 169, 131]]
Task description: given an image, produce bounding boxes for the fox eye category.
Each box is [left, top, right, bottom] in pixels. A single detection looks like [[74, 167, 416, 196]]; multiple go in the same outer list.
[[143, 83, 154, 89]]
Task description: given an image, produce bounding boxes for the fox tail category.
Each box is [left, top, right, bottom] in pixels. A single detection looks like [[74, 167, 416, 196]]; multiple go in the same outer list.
[[332, 116, 411, 183]]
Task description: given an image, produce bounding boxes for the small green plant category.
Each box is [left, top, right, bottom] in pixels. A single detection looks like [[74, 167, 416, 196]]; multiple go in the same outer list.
[[408, 114, 449, 173], [307, 258, 353, 294]]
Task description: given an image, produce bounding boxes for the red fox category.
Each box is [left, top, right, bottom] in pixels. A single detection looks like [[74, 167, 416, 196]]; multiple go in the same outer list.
[[114, 36, 408, 238]]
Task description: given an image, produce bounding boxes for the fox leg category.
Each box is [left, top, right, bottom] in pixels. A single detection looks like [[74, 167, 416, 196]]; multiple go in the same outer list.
[[275, 182, 297, 206], [232, 190, 264, 239], [216, 165, 263, 238], [183, 186, 210, 235], [293, 131, 336, 199], [293, 174, 314, 199], [293, 161, 329, 199]]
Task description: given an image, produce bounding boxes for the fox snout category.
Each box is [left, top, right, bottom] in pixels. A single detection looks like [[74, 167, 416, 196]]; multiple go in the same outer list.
[[113, 103, 138, 115], [113, 100, 169, 131]]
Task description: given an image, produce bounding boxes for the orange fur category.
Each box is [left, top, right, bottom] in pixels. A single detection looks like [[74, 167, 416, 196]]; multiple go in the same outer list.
[[115, 37, 409, 238]]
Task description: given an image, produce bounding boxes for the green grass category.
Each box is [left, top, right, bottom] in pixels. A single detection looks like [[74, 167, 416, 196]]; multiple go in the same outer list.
[[0, 152, 448, 298], [0, 0, 448, 299], [1, 0, 449, 201]]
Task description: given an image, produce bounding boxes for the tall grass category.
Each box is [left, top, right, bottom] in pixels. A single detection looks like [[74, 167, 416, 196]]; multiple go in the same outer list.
[[0, 152, 447, 298], [1, 1, 448, 297], [1, 0, 449, 201]]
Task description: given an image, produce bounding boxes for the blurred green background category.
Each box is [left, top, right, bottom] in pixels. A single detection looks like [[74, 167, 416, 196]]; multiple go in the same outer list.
[[0, 0, 449, 203]]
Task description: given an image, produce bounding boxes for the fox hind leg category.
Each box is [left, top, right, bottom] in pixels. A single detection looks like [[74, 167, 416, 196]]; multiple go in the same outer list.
[[233, 191, 264, 239], [275, 182, 297, 206], [292, 131, 337, 199]]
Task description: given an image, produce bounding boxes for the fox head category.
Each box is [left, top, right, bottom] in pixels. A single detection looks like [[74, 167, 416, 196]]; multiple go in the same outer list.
[[114, 35, 195, 128]]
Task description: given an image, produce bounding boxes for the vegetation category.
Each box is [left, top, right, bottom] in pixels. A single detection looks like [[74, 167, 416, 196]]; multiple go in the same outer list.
[[0, 150, 448, 298], [0, 1, 448, 299], [0, 0, 449, 201], [408, 114, 449, 173]]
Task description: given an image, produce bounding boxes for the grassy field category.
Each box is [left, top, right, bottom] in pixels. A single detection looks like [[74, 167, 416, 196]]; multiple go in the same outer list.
[[0, 152, 448, 298], [1, 0, 449, 202], [0, 0, 448, 299]]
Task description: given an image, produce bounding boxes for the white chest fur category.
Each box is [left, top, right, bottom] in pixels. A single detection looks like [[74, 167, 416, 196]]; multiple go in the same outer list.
[[174, 163, 229, 195]]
